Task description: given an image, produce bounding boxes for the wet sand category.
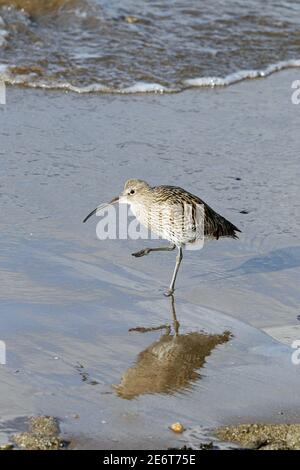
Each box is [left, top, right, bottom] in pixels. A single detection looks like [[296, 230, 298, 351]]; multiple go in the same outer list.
[[0, 69, 300, 449]]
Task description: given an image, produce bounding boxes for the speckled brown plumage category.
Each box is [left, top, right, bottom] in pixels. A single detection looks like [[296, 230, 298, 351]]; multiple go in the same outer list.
[[148, 184, 241, 241]]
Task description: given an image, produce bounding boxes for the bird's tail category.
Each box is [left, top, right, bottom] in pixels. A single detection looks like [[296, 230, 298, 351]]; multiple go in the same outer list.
[[218, 217, 241, 239]]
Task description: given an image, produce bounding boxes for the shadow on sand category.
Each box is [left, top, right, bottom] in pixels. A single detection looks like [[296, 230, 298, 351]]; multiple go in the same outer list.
[[190, 246, 300, 283]]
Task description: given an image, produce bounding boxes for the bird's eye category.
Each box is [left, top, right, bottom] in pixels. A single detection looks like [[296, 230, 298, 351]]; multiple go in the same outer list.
[[129, 189, 135, 195]]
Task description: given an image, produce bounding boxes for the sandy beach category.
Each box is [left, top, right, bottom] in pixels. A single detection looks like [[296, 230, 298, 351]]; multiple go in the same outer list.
[[0, 68, 300, 449]]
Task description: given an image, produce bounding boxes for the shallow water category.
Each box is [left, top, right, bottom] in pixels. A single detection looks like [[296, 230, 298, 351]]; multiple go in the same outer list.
[[1, 0, 300, 92]]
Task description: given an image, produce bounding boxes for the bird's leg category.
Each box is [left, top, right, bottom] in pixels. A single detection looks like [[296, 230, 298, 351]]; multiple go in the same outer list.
[[132, 243, 175, 258], [164, 246, 183, 297]]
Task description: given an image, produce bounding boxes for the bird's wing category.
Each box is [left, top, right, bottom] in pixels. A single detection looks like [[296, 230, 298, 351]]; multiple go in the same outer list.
[[151, 186, 205, 243], [154, 186, 240, 240]]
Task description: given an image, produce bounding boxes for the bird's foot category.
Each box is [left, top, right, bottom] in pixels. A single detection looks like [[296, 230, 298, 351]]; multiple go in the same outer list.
[[164, 288, 174, 297], [132, 248, 150, 258]]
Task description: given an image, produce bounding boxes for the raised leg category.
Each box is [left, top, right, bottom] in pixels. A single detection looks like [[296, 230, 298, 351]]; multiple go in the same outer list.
[[164, 246, 183, 296], [132, 243, 176, 258]]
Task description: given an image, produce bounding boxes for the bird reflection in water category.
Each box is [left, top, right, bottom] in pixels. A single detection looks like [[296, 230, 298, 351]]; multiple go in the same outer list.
[[114, 296, 231, 399]]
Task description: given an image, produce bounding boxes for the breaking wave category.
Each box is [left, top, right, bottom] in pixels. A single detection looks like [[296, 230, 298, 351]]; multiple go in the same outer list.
[[1, 1, 300, 95], [184, 60, 300, 88], [1, 59, 300, 95]]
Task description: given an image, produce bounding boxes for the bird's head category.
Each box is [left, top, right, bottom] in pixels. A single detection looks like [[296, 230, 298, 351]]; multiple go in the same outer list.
[[83, 179, 151, 223], [120, 179, 151, 204]]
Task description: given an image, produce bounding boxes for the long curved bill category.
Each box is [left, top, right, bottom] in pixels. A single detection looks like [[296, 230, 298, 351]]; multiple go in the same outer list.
[[83, 196, 119, 223]]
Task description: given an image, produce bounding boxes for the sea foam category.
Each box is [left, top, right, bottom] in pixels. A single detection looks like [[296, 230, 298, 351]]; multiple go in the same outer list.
[[184, 59, 300, 88], [2, 59, 300, 95]]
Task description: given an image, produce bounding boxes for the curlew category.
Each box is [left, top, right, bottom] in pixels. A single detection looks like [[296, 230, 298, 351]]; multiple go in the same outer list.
[[83, 179, 241, 296]]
